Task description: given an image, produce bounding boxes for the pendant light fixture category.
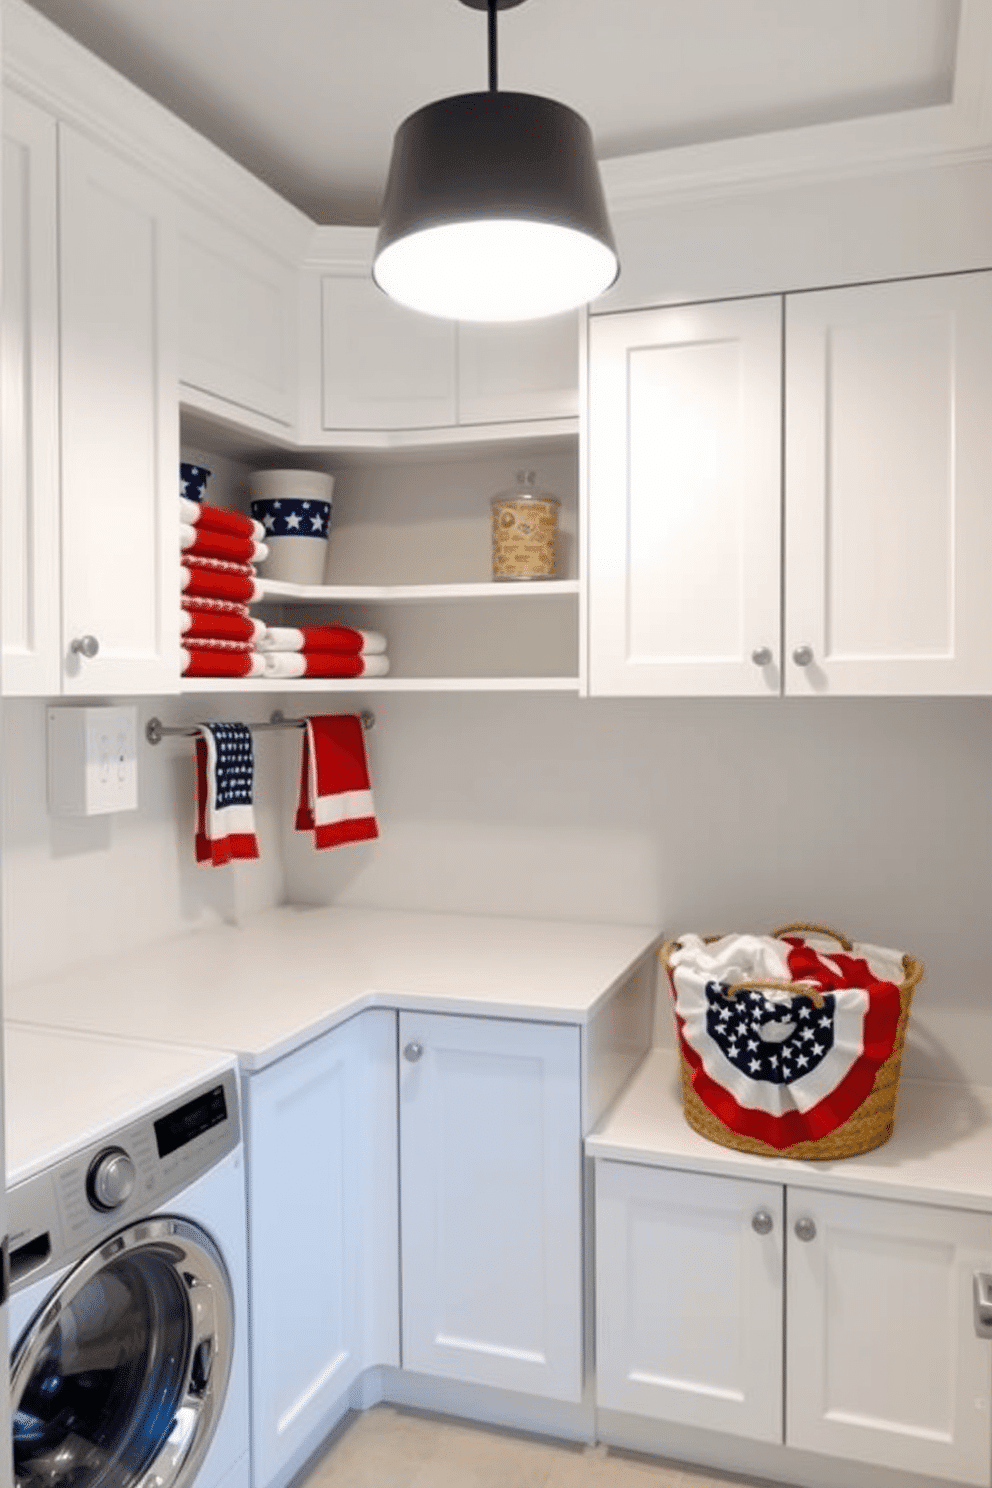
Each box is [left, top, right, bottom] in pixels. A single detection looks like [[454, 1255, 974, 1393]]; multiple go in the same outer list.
[[373, 0, 619, 323]]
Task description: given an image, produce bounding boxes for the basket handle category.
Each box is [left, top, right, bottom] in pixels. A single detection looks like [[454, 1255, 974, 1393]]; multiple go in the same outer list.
[[771, 921, 853, 952], [725, 977, 826, 1010]]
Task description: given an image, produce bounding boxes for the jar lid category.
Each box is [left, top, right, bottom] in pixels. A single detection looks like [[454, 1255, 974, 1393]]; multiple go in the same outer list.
[[491, 470, 560, 505]]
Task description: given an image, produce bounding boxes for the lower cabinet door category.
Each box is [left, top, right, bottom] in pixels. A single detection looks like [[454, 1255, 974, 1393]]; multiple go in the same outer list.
[[248, 1010, 399, 1488], [399, 1011, 583, 1401], [595, 1161, 784, 1442], [786, 1187, 992, 1486]]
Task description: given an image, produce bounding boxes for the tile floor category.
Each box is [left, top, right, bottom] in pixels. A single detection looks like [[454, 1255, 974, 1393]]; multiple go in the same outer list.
[[300, 1404, 781, 1488]]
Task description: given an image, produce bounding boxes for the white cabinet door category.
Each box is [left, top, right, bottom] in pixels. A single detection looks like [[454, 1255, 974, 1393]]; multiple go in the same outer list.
[[458, 314, 578, 425], [321, 274, 457, 430], [587, 297, 782, 696], [2, 92, 61, 696], [59, 127, 180, 695], [785, 272, 992, 695], [178, 203, 297, 428], [595, 1161, 784, 1442], [786, 1188, 992, 1485], [248, 1010, 399, 1488], [399, 1011, 583, 1401]]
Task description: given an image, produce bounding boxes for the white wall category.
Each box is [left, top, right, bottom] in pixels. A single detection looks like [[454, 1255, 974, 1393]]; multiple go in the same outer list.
[[281, 691, 992, 1087]]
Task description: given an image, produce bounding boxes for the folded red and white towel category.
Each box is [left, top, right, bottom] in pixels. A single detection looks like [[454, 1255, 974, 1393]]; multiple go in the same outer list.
[[183, 595, 255, 620], [180, 497, 266, 542], [257, 626, 387, 655], [295, 715, 379, 850], [194, 722, 261, 865], [180, 523, 268, 567], [262, 652, 390, 680], [182, 645, 267, 679], [181, 556, 263, 605], [181, 607, 267, 645]]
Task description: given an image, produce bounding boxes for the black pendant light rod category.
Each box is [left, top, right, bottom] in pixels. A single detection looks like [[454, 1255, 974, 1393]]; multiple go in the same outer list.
[[488, 0, 498, 92]]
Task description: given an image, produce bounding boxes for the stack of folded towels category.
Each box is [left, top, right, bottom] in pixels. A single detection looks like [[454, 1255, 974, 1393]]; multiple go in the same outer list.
[[180, 496, 269, 678], [257, 626, 390, 680]]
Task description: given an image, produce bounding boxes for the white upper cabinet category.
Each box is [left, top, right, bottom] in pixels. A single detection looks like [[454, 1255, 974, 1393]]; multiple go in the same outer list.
[[2, 91, 61, 696], [398, 1011, 583, 1402], [59, 127, 180, 695], [588, 270, 992, 698], [458, 313, 579, 425], [177, 201, 298, 431], [587, 297, 783, 696], [320, 272, 458, 431], [785, 273, 992, 695]]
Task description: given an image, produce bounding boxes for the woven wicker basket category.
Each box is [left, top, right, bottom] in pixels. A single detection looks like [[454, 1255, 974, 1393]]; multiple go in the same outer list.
[[663, 922, 924, 1160]]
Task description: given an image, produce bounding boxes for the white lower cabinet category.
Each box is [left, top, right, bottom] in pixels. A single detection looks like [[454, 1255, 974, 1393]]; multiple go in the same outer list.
[[247, 1010, 399, 1488], [399, 1011, 583, 1401], [596, 1161, 992, 1485]]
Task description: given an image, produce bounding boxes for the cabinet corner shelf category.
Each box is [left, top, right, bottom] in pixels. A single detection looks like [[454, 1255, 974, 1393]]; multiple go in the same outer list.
[[178, 674, 581, 694], [253, 579, 580, 604]]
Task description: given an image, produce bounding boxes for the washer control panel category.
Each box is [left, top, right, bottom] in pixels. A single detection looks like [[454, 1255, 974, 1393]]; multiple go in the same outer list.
[[8, 1066, 240, 1290]]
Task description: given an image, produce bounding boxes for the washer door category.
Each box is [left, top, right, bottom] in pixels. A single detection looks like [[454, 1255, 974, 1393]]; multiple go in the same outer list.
[[11, 1217, 233, 1488]]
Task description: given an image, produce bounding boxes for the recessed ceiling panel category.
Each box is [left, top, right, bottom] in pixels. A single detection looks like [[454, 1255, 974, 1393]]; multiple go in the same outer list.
[[21, 0, 961, 223]]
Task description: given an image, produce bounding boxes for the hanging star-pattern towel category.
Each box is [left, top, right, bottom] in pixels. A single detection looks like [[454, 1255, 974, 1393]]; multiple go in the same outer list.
[[295, 714, 379, 850], [194, 722, 261, 865]]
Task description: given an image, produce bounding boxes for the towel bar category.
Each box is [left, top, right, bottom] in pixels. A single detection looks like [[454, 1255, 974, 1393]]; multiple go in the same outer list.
[[145, 709, 375, 745]]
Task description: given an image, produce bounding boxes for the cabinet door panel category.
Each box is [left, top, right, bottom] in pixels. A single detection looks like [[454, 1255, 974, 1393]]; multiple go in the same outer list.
[[59, 128, 179, 694], [248, 1010, 398, 1488], [2, 93, 61, 696], [596, 1162, 783, 1441], [458, 314, 578, 424], [588, 298, 782, 696], [785, 272, 992, 694], [321, 275, 456, 430], [787, 1187, 992, 1484], [178, 205, 297, 427], [399, 1012, 582, 1400]]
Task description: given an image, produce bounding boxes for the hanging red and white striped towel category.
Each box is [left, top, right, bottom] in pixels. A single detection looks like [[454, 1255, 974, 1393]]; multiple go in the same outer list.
[[295, 715, 379, 849]]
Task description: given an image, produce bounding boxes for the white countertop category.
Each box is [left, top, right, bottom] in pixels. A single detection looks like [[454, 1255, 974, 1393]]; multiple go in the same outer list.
[[588, 1047, 992, 1212], [4, 904, 662, 1071], [4, 1023, 236, 1185]]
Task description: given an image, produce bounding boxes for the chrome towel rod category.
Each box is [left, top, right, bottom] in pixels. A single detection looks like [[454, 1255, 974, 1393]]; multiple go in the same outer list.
[[145, 709, 375, 746]]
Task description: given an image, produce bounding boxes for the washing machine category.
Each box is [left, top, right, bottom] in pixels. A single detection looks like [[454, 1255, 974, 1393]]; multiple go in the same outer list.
[[5, 1025, 250, 1488]]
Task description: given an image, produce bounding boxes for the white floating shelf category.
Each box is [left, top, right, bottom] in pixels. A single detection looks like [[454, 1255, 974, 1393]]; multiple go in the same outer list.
[[253, 579, 580, 604], [179, 675, 581, 694]]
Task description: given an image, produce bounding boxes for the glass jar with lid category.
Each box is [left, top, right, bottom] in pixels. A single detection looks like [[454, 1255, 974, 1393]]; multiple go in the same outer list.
[[490, 471, 560, 580]]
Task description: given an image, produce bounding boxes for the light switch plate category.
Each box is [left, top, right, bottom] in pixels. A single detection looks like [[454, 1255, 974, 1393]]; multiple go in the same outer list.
[[47, 706, 139, 816]]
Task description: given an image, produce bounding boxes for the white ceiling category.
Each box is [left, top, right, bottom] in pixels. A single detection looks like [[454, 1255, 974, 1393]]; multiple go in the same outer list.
[[20, 0, 963, 225]]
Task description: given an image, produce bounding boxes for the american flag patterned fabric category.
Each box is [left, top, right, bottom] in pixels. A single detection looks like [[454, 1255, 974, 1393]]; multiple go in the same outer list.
[[668, 932, 906, 1149], [251, 498, 331, 537], [194, 722, 260, 865]]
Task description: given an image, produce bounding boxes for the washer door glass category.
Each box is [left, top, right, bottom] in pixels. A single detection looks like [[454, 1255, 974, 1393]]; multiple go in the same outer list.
[[12, 1219, 232, 1488]]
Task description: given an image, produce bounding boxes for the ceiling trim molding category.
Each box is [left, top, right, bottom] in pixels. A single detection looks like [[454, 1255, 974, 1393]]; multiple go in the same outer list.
[[2, 0, 314, 258], [601, 0, 992, 212]]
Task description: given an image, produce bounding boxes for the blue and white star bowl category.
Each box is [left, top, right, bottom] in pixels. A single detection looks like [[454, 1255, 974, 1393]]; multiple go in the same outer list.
[[249, 470, 335, 586]]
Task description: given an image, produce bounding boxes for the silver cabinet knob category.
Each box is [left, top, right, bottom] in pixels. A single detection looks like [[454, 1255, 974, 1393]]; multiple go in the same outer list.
[[794, 1217, 817, 1243], [751, 1209, 773, 1235], [792, 645, 814, 668], [87, 1146, 136, 1211], [403, 1041, 424, 1063], [70, 635, 100, 659], [751, 647, 773, 668]]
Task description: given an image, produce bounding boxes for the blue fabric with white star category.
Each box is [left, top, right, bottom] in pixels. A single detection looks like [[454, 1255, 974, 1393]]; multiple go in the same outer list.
[[180, 463, 211, 502], [250, 498, 332, 538], [704, 981, 836, 1085], [208, 722, 254, 807]]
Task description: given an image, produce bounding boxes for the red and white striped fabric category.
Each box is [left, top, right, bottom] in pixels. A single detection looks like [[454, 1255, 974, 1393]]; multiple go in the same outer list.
[[295, 715, 378, 850], [667, 931, 906, 1150]]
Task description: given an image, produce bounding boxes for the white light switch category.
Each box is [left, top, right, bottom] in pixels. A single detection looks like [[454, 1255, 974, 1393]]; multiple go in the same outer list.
[[47, 706, 139, 816]]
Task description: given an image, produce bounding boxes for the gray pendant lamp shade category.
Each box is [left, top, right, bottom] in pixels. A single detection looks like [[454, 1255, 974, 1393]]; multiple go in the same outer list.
[[373, 8, 618, 322]]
